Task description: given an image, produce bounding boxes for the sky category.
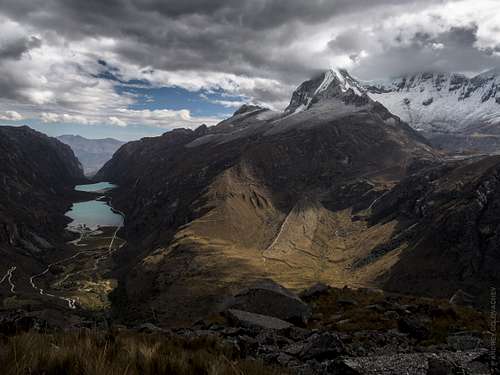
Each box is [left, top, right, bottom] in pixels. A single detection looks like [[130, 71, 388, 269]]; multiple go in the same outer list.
[[0, 0, 499, 140]]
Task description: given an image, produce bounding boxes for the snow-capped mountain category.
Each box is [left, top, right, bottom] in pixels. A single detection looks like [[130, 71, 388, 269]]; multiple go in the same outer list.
[[289, 68, 500, 152], [363, 69, 500, 134], [285, 68, 369, 113]]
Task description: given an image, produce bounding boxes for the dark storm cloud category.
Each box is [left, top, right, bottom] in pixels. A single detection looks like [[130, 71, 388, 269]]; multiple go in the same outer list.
[[0, 0, 498, 117], [0, 35, 41, 60], [0, 0, 440, 82], [353, 24, 500, 79], [2, 0, 430, 31], [409, 25, 479, 49]]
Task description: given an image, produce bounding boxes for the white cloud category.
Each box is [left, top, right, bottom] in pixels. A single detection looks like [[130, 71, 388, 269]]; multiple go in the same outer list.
[[39, 108, 221, 129], [1, 0, 500, 135], [211, 99, 248, 109], [108, 116, 127, 127], [114, 109, 220, 128], [0, 111, 23, 121]]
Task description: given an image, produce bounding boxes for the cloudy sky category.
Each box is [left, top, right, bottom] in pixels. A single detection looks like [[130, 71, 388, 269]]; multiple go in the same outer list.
[[0, 0, 499, 140]]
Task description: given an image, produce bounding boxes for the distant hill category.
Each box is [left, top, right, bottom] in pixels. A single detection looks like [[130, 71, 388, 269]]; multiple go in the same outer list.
[[57, 135, 125, 176]]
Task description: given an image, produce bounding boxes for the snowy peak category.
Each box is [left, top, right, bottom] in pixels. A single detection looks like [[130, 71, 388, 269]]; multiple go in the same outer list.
[[364, 69, 500, 132], [285, 68, 369, 113]]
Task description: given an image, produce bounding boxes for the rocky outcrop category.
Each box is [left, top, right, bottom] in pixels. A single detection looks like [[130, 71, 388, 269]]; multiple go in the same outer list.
[[225, 309, 293, 330], [366, 155, 500, 305], [4, 284, 496, 374], [225, 282, 312, 325]]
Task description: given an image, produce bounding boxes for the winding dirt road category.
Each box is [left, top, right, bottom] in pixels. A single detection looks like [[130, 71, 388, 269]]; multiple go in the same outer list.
[[27, 200, 126, 310], [0, 266, 16, 293]]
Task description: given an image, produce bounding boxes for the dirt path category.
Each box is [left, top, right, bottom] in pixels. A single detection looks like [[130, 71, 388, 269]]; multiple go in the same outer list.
[[0, 266, 17, 293], [28, 201, 126, 310]]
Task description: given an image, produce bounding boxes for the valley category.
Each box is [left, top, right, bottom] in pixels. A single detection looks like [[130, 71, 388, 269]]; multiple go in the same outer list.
[[0, 72, 499, 374], [2, 1, 500, 373], [0, 180, 125, 315]]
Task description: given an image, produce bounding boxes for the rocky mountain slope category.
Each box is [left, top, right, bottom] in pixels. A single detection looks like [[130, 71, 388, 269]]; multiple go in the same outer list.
[[368, 154, 500, 305], [273, 67, 500, 153], [0, 126, 84, 298], [57, 135, 125, 176], [97, 72, 438, 324], [365, 69, 500, 131], [364, 69, 500, 152]]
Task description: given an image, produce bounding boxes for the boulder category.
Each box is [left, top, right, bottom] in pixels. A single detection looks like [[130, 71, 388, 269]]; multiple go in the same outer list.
[[447, 332, 483, 351], [0, 312, 48, 335], [227, 280, 312, 324], [298, 332, 346, 360], [225, 309, 293, 331], [398, 317, 431, 340], [337, 298, 359, 307], [449, 289, 475, 306], [426, 356, 457, 375], [135, 323, 165, 333], [299, 282, 331, 299]]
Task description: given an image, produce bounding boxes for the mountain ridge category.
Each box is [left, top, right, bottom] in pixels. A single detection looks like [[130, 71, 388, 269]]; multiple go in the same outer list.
[[96, 72, 437, 324], [0, 126, 85, 300], [57, 134, 125, 176]]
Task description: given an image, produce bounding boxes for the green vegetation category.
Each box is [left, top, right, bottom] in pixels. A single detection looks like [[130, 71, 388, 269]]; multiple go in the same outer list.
[[0, 330, 287, 375]]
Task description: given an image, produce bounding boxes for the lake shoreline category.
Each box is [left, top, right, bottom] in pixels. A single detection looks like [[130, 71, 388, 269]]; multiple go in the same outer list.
[[65, 182, 123, 232]]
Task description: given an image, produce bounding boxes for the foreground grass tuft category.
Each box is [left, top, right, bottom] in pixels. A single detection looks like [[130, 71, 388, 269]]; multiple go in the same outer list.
[[0, 330, 287, 375]]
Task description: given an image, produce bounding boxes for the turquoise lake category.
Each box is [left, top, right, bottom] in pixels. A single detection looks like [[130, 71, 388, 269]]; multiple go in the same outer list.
[[67, 182, 123, 228], [75, 182, 117, 192]]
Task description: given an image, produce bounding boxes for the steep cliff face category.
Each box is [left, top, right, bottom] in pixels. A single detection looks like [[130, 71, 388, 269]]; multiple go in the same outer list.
[[0, 126, 84, 266], [97, 76, 437, 323], [367, 155, 500, 304]]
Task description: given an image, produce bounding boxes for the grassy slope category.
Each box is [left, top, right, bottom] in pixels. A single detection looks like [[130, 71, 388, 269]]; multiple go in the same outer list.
[[0, 330, 287, 375]]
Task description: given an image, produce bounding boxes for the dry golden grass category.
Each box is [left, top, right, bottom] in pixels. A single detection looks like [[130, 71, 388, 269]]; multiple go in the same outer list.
[[0, 330, 287, 375]]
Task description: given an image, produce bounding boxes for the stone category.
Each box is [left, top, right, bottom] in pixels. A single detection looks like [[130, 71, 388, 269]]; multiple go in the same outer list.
[[135, 323, 165, 333], [299, 332, 346, 360], [0, 313, 48, 335], [364, 304, 385, 313], [449, 289, 475, 306], [276, 353, 294, 366], [447, 332, 482, 351], [330, 350, 490, 375], [227, 280, 312, 324], [235, 335, 259, 357], [225, 309, 293, 331], [426, 356, 457, 375], [383, 310, 400, 320], [281, 326, 311, 341], [337, 298, 359, 307], [336, 319, 352, 326], [398, 317, 431, 340], [299, 282, 331, 299]]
